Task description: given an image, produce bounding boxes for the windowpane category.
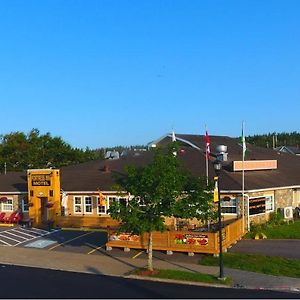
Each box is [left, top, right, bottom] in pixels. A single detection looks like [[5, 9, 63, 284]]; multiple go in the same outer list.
[[221, 198, 237, 214]]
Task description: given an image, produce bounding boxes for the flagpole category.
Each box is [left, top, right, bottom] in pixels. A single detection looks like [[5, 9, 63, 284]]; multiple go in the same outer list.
[[242, 121, 245, 233], [205, 125, 209, 186]]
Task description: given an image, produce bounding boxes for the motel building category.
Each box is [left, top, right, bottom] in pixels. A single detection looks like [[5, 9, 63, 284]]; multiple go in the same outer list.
[[0, 133, 299, 231]]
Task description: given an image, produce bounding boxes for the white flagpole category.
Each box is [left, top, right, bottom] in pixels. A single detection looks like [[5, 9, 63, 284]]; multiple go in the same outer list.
[[205, 125, 209, 186], [242, 121, 245, 233]]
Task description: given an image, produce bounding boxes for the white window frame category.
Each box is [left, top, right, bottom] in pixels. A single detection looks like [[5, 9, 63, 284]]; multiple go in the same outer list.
[[220, 197, 237, 215], [265, 195, 274, 212], [97, 195, 108, 215], [2, 198, 13, 212], [74, 196, 83, 214], [84, 196, 93, 214], [249, 195, 274, 216], [22, 199, 29, 212]]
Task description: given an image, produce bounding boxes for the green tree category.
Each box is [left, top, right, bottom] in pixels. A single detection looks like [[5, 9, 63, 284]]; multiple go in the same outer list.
[[108, 144, 214, 271], [0, 128, 104, 172]]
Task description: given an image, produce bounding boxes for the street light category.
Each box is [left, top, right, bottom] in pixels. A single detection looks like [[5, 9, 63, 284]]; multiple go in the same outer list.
[[213, 159, 224, 280]]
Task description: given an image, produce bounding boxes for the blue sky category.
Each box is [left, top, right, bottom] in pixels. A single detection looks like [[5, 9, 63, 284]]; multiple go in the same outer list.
[[0, 0, 299, 149]]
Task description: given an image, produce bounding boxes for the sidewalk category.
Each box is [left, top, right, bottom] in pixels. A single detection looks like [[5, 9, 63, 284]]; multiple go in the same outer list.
[[0, 246, 299, 293]]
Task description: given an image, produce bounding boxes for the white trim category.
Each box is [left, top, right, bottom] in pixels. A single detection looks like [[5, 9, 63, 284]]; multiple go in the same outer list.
[[97, 195, 109, 215], [2, 198, 13, 212], [73, 196, 83, 215], [63, 191, 126, 194], [84, 196, 93, 215], [221, 185, 300, 194], [0, 192, 27, 195], [21, 198, 29, 213], [248, 194, 274, 216]]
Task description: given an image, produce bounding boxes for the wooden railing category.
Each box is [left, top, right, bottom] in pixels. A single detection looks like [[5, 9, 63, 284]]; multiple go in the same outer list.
[[55, 215, 119, 229], [106, 218, 244, 254]]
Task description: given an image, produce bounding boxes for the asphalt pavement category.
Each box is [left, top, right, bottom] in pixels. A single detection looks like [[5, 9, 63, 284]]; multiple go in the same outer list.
[[0, 264, 297, 299], [0, 226, 299, 294]]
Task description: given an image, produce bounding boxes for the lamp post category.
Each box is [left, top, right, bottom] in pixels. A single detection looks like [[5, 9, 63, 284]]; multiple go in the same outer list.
[[213, 160, 224, 280]]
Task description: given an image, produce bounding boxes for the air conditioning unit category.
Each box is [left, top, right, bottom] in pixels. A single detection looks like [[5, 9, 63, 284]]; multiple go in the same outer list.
[[283, 207, 293, 219]]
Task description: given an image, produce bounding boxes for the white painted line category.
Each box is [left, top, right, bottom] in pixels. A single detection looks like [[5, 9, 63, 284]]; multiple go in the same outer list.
[[0, 234, 20, 243], [29, 227, 49, 234], [14, 229, 61, 247], [17, 228, 44, 236], [11, 229, 36, 238], [0, 239, 12, 246], [4, 231, 28, 240]]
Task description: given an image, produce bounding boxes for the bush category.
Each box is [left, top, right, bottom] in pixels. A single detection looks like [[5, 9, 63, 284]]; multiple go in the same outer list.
[[268, 212, 284, 226]]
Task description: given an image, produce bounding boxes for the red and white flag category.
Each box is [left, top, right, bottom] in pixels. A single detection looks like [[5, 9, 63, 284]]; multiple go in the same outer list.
[[205, 130, 210, 159]]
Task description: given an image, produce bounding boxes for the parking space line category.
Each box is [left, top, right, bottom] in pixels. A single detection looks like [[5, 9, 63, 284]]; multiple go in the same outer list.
[[27, 227, 49, 234], [87, 243, 105, 255], [3, 231, 27, 240], [0, 234, 20, 243], [0, 239, 12, 246], [48, 231, 94, 251], [17, 228, 45, 236], [132, 251, 144, 259], [11, 229, 36, 238]]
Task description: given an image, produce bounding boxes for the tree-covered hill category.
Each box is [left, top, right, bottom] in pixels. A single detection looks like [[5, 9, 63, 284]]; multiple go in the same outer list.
[[0, 129, 147, 173], [0, 129, 104, 172], [246, 131, 300, 148]]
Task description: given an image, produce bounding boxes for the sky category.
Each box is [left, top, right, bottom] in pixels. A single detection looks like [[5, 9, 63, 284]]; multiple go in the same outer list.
[[0, 0, 299, 149]]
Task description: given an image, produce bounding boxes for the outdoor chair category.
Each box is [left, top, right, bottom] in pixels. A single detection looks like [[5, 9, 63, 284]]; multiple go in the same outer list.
[[12, 212, 23, 224], [5, 211, 18, 224], [0, 212, 6, 223]]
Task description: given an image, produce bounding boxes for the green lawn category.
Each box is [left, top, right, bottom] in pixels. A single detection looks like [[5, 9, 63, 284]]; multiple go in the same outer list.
[[133, 268, 232, 285], [200, 253, 300, 278], [245, 219, 300, 239]]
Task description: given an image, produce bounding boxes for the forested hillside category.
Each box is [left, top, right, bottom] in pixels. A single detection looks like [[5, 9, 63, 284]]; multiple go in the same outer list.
[[0, 129, 147, 173], [0, 129, 104, 172], [246, 131, 300, 148]]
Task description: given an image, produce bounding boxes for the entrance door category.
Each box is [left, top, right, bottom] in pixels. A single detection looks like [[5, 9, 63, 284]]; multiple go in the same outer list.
[[40, 198, 49, 223]]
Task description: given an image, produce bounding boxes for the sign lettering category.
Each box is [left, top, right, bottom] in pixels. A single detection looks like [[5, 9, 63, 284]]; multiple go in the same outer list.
[[31, 174, 51, 186]]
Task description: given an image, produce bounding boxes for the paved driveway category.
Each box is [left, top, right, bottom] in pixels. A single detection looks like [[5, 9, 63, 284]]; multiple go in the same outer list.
[[229, 239, 300, 259]]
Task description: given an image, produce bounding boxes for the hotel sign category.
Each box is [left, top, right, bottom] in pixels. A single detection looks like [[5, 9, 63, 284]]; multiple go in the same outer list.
[[31, 174, 51, 186]]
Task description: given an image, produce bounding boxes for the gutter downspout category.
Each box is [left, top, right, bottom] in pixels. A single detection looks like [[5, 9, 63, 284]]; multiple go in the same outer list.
[[244, 194, 250, 232]]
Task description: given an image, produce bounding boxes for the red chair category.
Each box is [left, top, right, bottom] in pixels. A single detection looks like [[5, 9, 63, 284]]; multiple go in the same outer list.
[[5, 211, 17, 224], [13, 212, 23, 224], [0, 212, 6, 222]]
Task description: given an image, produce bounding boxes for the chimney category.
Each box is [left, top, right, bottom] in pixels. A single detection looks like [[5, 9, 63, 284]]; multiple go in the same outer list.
[[216, 145, 228, 162]]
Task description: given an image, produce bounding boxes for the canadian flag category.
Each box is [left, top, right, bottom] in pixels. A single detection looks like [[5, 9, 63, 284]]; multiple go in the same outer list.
[[205, 130, 210, 159]]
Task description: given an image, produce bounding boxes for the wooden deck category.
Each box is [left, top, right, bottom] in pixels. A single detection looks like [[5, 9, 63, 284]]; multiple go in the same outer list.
[[106, 218, 245, 254]]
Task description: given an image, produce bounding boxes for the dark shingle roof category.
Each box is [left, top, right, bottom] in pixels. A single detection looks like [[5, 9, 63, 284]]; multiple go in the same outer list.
[[1, 134, 300, 193]]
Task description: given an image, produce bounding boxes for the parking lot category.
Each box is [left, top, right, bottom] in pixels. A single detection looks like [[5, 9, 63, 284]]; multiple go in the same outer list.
[[0, 226, 202, 263]]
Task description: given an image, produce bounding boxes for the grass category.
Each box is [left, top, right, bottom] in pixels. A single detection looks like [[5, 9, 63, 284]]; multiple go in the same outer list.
[[133, 268, 232, 285], [245, 219, 300, 239], [200, 253, 300, 278]]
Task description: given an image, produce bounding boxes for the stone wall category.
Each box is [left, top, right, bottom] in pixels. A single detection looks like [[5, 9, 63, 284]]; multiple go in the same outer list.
[[274, 189, 293, 210]]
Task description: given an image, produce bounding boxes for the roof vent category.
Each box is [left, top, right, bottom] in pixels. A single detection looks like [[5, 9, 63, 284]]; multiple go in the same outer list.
[[216, 145, 228, 162]]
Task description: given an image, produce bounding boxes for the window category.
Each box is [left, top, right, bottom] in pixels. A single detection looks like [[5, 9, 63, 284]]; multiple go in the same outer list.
[[119, 197, 127, 207], [74, 196, 83, 214], [2, 199, 13, 212], [249, 195, 274, 215], [22, 199, 29, 212], [265, 195, 274, 212], [221, 198, 237, 214], [97, 195, 108, 214], [84, 196, 93, 214]]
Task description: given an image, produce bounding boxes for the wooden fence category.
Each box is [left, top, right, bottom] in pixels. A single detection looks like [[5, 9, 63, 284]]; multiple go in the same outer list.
[[55, 215, 119, 229], [106, 218, 244, 254]]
